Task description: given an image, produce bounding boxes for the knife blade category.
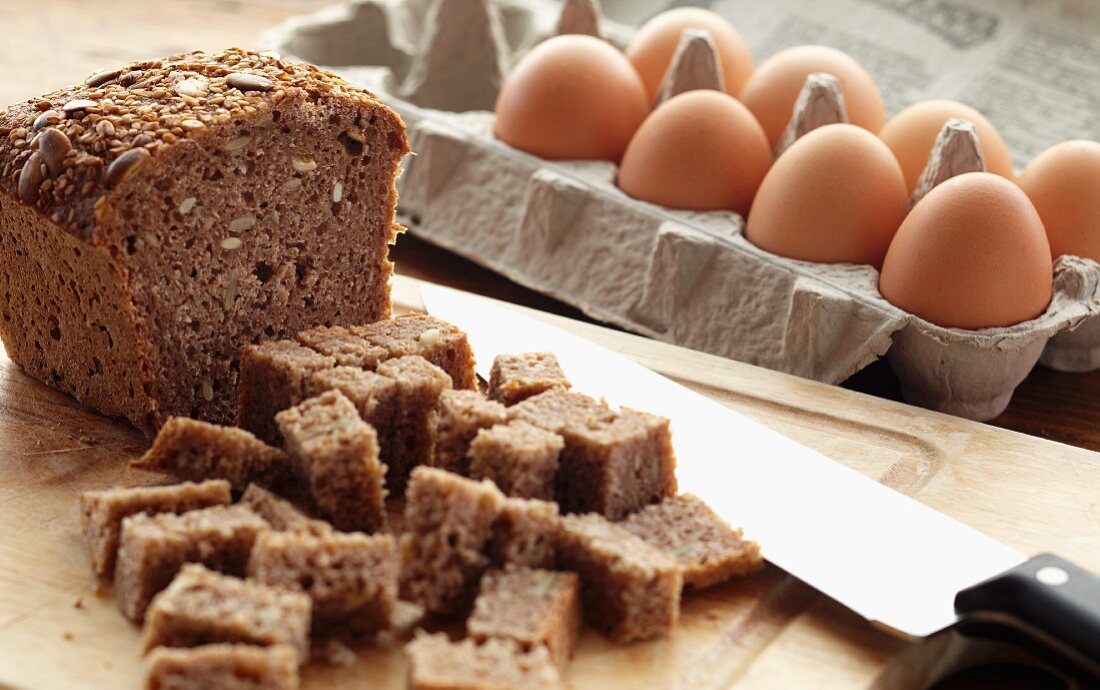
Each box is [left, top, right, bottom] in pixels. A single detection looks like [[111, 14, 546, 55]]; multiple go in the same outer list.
[[421, 282, 1100, 672]]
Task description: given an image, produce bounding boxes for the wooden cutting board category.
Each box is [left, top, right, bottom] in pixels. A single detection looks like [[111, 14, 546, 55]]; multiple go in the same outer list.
[[1, 275, 1097, 690]]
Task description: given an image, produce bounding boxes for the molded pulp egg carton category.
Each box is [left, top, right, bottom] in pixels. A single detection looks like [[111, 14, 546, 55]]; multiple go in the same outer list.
[[262, 0, 1100, 421]]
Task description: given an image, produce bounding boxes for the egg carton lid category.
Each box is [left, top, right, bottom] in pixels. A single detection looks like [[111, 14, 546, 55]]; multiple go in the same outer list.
[[260, 0, 1100, 421]]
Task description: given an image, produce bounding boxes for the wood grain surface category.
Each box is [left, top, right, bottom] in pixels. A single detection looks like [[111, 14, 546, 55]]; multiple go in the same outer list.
[[0, 275, 1097, 690], [0, 0, 1098, 455]]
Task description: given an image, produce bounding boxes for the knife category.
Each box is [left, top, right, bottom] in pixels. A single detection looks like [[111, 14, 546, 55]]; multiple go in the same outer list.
[[420, 282, 1100, 677]]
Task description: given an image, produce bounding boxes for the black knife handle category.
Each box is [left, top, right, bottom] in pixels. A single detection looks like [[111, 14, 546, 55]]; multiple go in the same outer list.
[[954, 554, 1100, 677]]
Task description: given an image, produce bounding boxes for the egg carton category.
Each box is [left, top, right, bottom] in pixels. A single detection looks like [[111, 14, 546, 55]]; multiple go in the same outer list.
[[261, 0, 1100, 421]]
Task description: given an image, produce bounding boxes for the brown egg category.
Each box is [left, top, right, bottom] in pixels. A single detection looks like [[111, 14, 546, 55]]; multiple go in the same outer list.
[[879, 100, 1016, 193], [880, 173, 1052, 329], [745, 124, 908, 267], [626, 7, 755, 102], [1018, 140, 1100, 262], [618, 91, 771, 214], [739, 45, 886, 150], [494, 35, 648, 162]]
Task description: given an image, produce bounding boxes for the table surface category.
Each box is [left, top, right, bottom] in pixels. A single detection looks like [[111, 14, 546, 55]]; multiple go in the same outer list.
[[6, 275, 1097, 690], [1, 0, 1098, 454]]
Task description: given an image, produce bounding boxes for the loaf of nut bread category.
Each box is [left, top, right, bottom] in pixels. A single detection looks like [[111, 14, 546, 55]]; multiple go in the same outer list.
[[0, 48, 409, 433]]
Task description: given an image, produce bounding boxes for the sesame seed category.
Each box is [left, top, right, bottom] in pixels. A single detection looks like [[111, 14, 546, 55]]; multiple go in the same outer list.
[[220, 237, 243, 250]]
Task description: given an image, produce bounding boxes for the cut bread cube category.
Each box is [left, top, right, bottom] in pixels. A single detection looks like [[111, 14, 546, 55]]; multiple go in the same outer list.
[[239, 484, 331, 536], [307, 365, 403, 485], [132, 417, 291, 491], [429, 390, 507, 476], [557, 408, 677, 520], [248, 529, 397, 634], [507, 389, 614, 435], [297, 325, 388, 369], [511, 391, 676, 519], [621, 494, 763, 588], [489, 497, 560, 570], [80, 479, 231, 578], [558, 513, 681, 642], [405, 632, 561, 690], [488, 352, 571, 406], [400, 467, 504, 615], [275, 390, 387, 532], [468, 420, 563, 500], [142, 643, 299, 690], [238, 340, 335, 445], [375, 355, 452, 494], [141, 564, 311, 664], [308, 365, 398, 432], [352, 314, 477, 390], [115, 504, 269, 622], [468, 568, 581, 668]]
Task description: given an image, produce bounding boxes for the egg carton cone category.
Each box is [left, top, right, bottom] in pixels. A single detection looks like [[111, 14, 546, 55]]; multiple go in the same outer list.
[[774, 72, 846, 158], [908, 118, 984, 208], [556, 0, 602, 38], [260, 0, 1100, 421], [655, 29, 725, 105]]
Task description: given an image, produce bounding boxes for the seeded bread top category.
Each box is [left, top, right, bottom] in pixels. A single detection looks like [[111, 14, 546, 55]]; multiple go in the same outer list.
[[0, 47, 405, 239]]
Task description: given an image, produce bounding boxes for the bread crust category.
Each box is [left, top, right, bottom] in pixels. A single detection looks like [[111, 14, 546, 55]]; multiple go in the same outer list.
[[0, 49, 402, 237]]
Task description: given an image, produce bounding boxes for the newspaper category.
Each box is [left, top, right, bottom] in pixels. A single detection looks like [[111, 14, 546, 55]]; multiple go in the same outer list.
[[602, 0, 1100, 167]]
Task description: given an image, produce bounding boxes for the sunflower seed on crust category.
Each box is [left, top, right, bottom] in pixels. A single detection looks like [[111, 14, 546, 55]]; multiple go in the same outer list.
[[227, 73, 274, 92], [17, 152, 44, 203], [104, 148, 151, 187], [38, 128, 72, 176]]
